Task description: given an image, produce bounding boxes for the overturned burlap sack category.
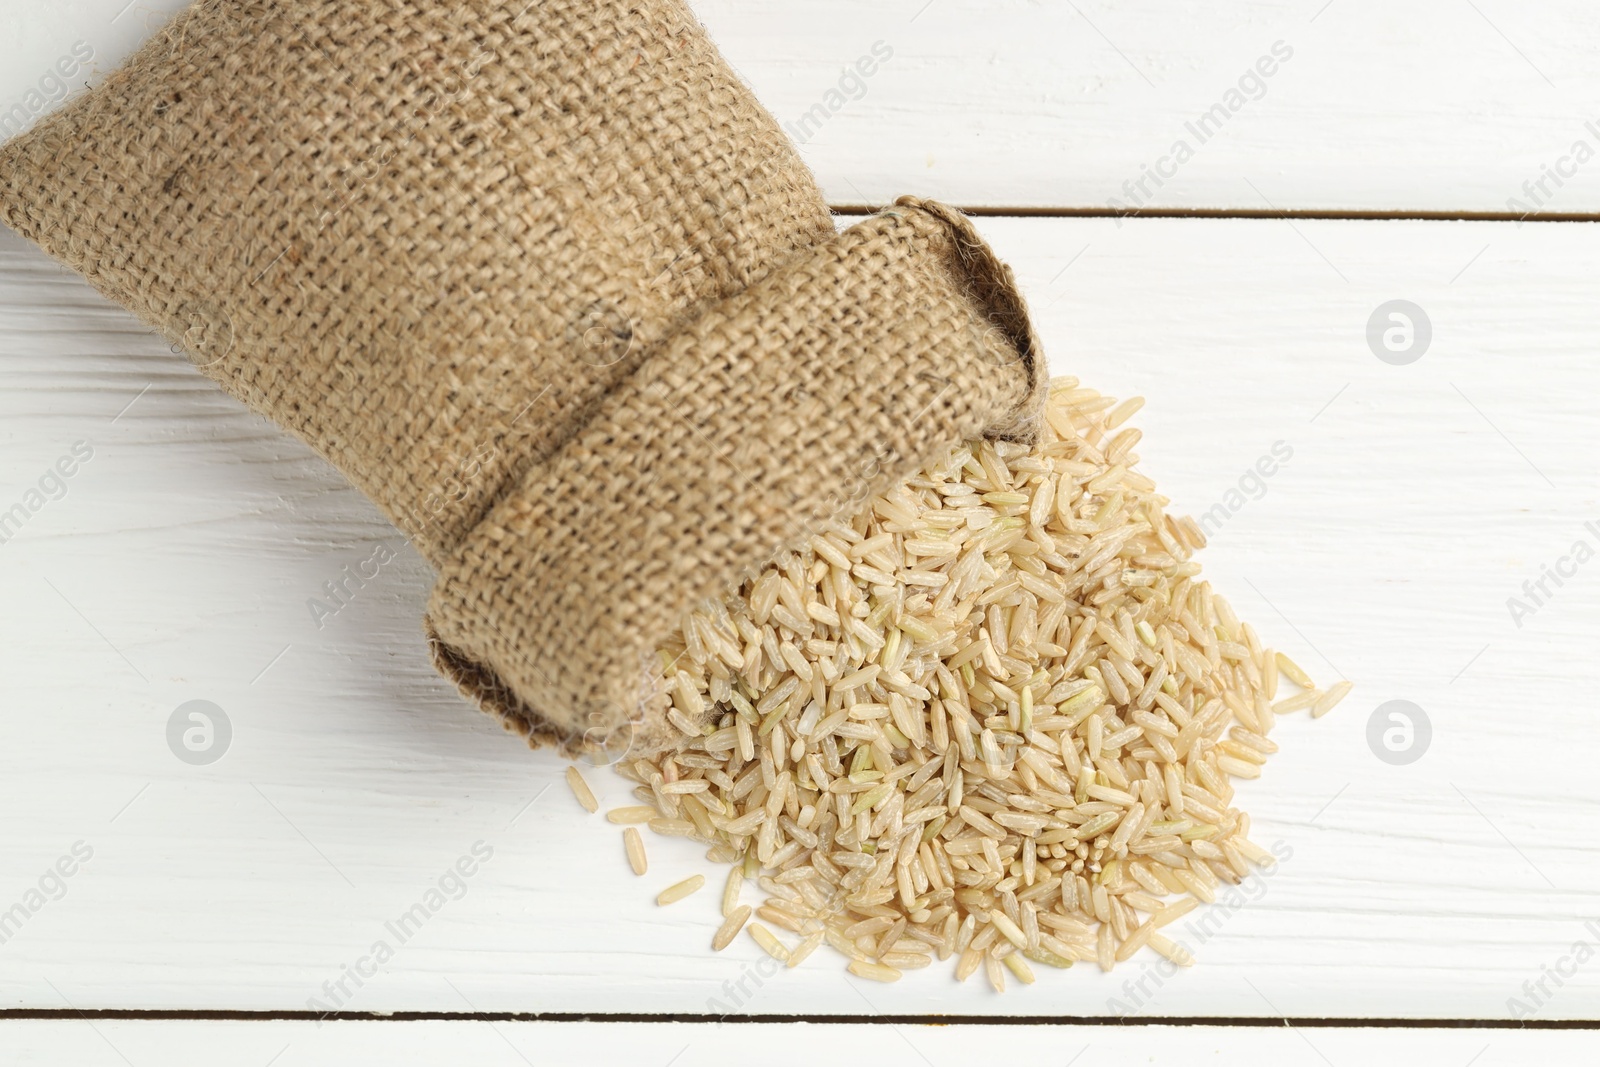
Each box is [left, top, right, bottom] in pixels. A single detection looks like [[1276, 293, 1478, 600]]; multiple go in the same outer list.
[[0, 0, 1042, 755]]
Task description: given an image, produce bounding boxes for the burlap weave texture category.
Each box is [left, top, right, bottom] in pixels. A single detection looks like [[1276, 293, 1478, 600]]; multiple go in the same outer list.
[[0, 0, 1043, 754]]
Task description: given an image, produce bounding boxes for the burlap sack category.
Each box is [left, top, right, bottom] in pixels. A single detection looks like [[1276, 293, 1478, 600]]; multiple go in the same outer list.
[[0, 0, 1042, 756]]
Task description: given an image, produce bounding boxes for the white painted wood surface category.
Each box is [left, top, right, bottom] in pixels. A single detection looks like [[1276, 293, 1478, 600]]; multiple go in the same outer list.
[[2, 1019, 1589, 1067], [6, 1, 1600, 212], [5, 0, 1600, 1049], [4, 214, 1599, 1019]]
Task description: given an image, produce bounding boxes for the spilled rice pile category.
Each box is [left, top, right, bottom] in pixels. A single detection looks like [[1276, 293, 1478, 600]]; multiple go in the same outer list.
[[569, 377, 1350, 990]]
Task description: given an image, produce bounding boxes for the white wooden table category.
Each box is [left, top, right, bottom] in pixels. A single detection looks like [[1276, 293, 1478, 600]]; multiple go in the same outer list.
[[4, 2, 1599, 1063]]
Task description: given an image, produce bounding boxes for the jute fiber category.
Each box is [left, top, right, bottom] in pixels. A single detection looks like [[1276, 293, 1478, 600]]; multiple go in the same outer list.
[[0, 0, 1044, 755]]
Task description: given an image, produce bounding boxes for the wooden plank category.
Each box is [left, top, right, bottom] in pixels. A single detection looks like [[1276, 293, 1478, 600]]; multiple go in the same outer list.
[[1, 1019, 1592, 1066], [709, 0, 1600, 213], [5, 2, 1600, 213], [3, 213, 1598, 1017]]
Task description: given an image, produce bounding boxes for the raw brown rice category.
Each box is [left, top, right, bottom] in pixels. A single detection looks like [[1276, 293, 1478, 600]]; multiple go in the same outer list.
[[565, 766, 598, 814], [713, 904, 753, 950], [656, 875, 705, 906], [623, 827, 648, 876], [748, 922, 791, 961], [610, 378, 1343, 988], [1312, 680, 1353, 718]]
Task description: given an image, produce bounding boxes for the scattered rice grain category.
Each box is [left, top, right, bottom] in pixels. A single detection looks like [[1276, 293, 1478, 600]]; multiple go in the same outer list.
[[623, 827, 647, 876], [565, 766, 598, 814], [713, 905, 752, 950], [657, 875, 706, 906], [1312, 680, 1353, 718], [848, 960, 903, 983]]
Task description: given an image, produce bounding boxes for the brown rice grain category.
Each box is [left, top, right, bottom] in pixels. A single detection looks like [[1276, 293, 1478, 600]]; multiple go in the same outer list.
[[1271, 690, 1320, 714], [565, 766, 598, 814], [623, 828, 648, 876], [1275, 652, 1315, 690], [1149, 933, 1196, 967], [788, 930, 825, 968], [657, 875, 706, 906], [713, 905, 753, 951], [1312, 680, 1353, 718], [984, 952, 1007, 993], [848, 960, 903, 983], [718, 864, 745, 917]]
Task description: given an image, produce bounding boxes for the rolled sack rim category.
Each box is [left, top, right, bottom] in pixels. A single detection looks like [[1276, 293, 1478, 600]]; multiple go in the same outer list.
[[424, 196, 1046, 760]]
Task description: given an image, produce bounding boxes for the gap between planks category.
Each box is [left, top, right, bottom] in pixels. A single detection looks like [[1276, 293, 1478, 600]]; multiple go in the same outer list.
[[829, 205, 1600, 223], [0, 1010, 1596, 1028]]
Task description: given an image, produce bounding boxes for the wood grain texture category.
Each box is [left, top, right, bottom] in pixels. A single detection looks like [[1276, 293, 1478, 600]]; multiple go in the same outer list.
[[3, 215, 1598, 1018], [5, 2, 1600, 213], [1, 1019, 1591, 1066], [711, 0, 1600, 213]]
